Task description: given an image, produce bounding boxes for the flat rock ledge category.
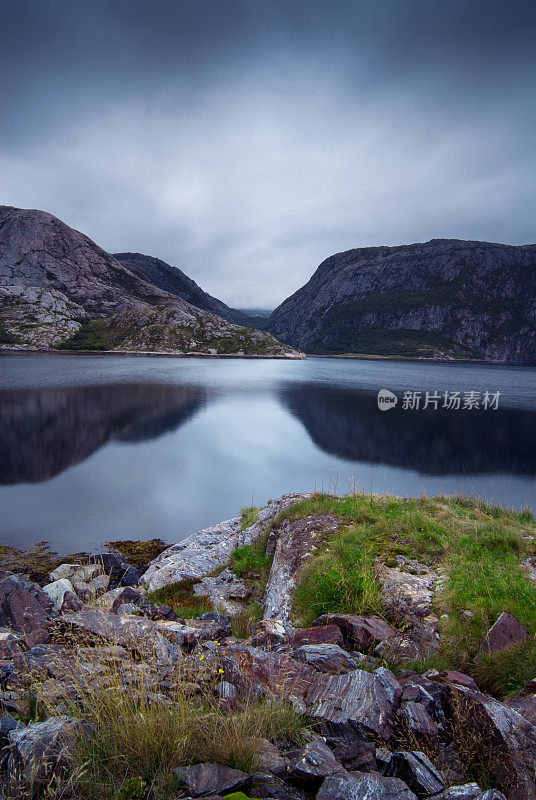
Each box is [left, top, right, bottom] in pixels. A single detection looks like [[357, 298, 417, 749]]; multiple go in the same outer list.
[[141, 492, 311, 592]]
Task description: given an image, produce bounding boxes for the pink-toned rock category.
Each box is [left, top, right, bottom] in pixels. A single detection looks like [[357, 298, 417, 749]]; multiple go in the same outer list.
[[312, 613, 398, 653], [429, 671, 479, 691], [290, 624, 344, 648], [481, 612, 529, 655]]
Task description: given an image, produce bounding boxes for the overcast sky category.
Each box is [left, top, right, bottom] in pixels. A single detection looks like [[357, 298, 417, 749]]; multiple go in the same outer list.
[[1, 1, 535, 308]]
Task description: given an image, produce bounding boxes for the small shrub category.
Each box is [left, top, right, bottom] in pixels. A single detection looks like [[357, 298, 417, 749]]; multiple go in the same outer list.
[[104, 538, 169, 569], [230, 535, 273, 583], [473, 640, 536, 698], [241, 506, 260, 530]]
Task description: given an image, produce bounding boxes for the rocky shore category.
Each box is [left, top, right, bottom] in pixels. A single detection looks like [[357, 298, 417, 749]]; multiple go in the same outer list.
[[0, 492, 535, 799]]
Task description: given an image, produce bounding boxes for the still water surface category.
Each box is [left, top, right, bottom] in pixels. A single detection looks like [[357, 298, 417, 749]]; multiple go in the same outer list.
[[1, 353, 535, 553]]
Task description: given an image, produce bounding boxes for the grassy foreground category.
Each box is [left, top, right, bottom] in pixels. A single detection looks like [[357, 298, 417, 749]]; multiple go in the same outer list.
[[276, 493, 536, 694]]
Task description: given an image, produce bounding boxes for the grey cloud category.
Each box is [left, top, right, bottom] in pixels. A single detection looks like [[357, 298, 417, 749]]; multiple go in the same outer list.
[[1, 0, 535, 307]]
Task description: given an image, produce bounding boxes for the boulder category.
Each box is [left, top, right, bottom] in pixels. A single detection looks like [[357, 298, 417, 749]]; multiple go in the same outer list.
[[290, 624, 344, 648], [397, 701, 440, 738], [42, 579, 76, 611], [289, 737, 347, 781], [305, 667, 401, 741], [175, 763, 249, 796], [60, 608, 180, 665], [0, 627, 25, 659], [263, 514, 340, 626], [316, 773, 418, 799], [120, 565, 141, 587], [385, 750, 445, 797], [293, 644, 361, 674], [49, 564, 80, 582], [329, 738, 377, 772], [221, 643, 317, 704], [0, 573, 52, 644], [86, 553, 125, 576], [3, 715, 83, 792], [312, 614, 399, 653], [480, 612, 529, 656]]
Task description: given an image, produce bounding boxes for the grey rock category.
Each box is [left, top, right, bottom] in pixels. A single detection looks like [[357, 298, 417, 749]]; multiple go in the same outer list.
[[176, 762, 249, 796], [316, 773, 418, 800], [293, 644, 360, 674], [42, 579, 76, 612], [432, 784, 483, 800], [397, 701, 440, 737], [289, 738, 346, 781], [263, 514, 340, 626], [306, 667, 400, 741], [481, 792, 508, 800], [142, 493, 311, 592], [385, 750, 445, 796], [4, 715, 83, 791]]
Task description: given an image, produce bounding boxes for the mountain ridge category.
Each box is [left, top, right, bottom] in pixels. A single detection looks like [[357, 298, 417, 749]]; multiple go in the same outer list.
[[268, 237, 536, 364]]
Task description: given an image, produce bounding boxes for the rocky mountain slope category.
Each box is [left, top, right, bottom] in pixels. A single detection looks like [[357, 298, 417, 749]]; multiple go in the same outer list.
[[0, 206, 301, 356], [113, 251, 252, 326], [268, 239, 536, 364]]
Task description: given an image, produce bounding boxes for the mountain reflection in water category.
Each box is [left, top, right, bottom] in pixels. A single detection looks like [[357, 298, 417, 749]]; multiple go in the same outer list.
[[279, 382, 536, 476], [0, 383, 207, 484]]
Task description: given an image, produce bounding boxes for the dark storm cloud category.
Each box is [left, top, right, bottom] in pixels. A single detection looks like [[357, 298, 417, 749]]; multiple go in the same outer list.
[[1, 0, 535, 307]]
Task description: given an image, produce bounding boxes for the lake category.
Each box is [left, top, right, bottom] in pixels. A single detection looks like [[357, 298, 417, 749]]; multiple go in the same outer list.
[[1, 353, 535, 554]]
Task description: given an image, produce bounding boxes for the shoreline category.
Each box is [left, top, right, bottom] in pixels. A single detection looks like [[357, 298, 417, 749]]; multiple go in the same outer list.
[[2, 346, 533, 367], [0, 347, 306, 360]]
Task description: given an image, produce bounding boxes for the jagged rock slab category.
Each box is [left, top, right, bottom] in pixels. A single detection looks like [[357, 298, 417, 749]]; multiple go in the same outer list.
[[221, 643, 317, 705], [142, 493, 311, 592], [312, 613, 399, 653], [263, 514, 340, 626], [175, 763, 249, 796], [385, 750, 445, 797], [289, 737, 347, 780], [293, 643, 362, 674], [0, 573, 52, 646], [316, 773, 418, 800], [305, 667, 401, 741], [480, 611, 529, 655], [4, 716, 83, 792]]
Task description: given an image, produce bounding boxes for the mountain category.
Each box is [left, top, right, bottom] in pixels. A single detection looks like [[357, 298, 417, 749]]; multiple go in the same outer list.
[[268, 239, 536, 364], [0, 206, 301, 357], [113, 252, 248, 325]]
